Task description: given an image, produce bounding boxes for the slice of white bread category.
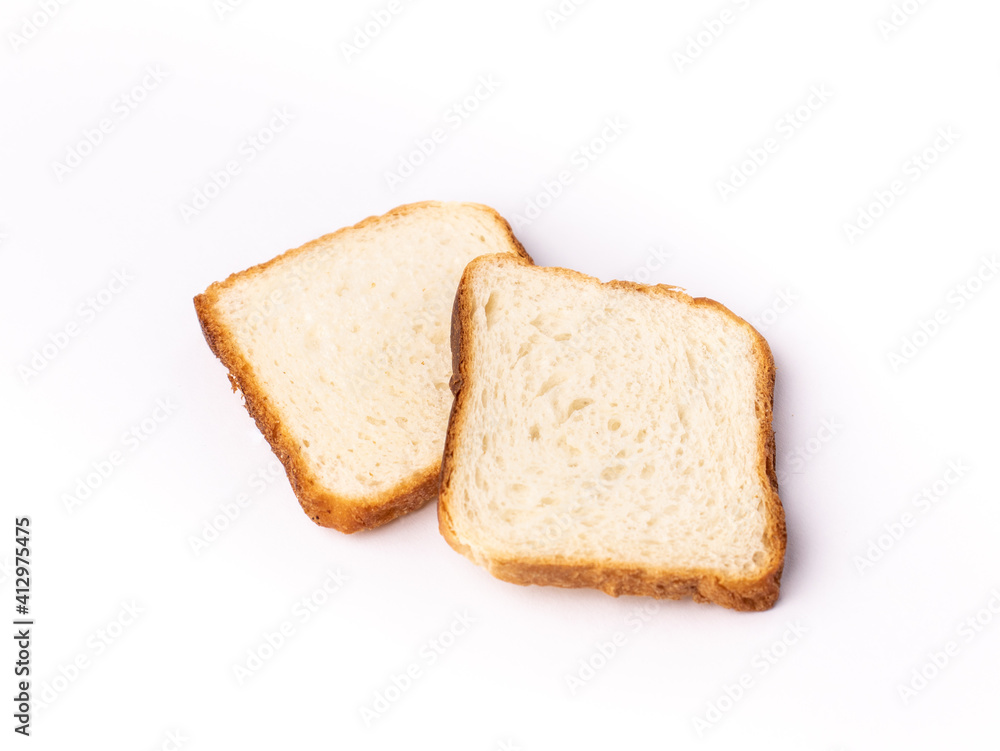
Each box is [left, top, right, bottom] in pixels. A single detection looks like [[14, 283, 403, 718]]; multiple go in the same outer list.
[[439, 255, 785, 611], [194, 202, 530, 533]]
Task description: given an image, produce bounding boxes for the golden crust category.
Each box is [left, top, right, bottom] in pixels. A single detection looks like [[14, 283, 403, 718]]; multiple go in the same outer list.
[[193, 202, 531, 533], [439, 255, 785, 611]]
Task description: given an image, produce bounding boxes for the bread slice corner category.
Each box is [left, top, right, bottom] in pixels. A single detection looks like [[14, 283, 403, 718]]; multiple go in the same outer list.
[[194, 201, 530, 533], [439, 254, 785, 611]]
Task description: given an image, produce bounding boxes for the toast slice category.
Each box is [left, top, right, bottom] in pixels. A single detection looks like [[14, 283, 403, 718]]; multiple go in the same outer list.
[[194, 202, 530, 533], [439, 255, 785, 611]]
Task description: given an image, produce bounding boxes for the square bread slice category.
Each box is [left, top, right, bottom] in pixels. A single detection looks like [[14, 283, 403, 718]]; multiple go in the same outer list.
[[439, 255, 785, 611], [194, 202, 530, 533]]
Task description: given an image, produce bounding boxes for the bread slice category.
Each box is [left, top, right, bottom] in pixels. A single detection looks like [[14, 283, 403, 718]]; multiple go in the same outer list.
[[439, 255, 785, 611], [194, 202, 530, 533]]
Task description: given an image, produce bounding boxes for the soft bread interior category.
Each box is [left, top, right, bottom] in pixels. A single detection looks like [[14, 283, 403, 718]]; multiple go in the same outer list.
[[447, 258, 772, 576], [209, 204, 521, 503]]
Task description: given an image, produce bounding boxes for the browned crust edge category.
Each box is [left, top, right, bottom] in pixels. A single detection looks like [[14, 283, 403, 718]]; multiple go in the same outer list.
[[193, 201, 532, 534], [438, 255, 785, 611]]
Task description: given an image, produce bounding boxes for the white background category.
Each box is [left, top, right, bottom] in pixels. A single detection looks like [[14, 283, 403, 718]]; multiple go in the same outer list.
[[2, 0, 999, 748]]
